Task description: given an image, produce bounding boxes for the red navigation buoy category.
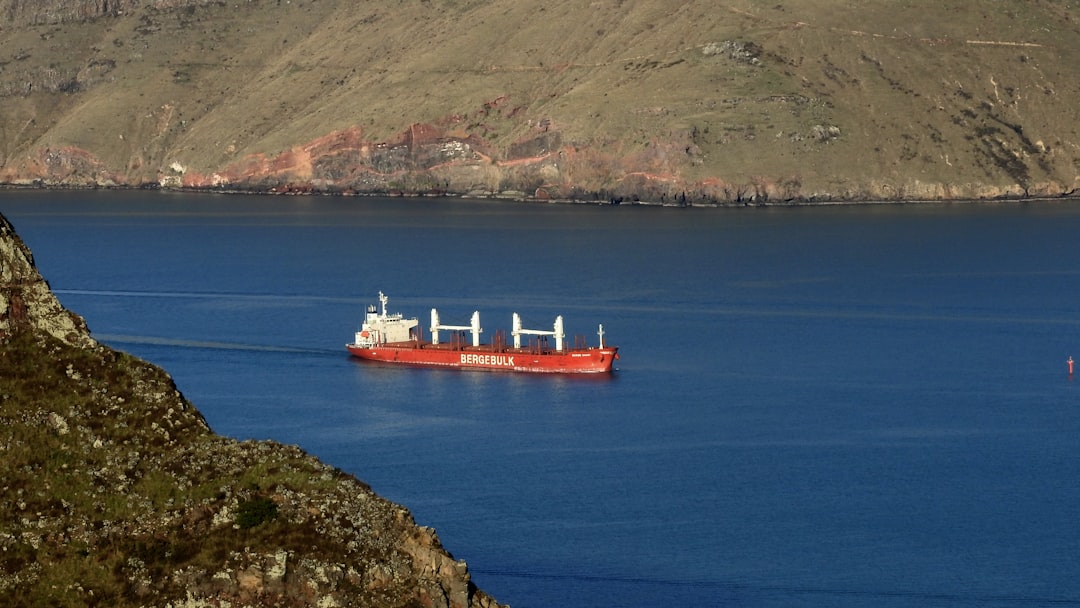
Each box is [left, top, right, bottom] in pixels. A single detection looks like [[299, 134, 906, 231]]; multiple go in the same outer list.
[[1069, 356, 1074, 376]]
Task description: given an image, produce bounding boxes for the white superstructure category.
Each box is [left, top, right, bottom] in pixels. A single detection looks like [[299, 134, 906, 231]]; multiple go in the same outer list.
[[352, 292, 419, 347]]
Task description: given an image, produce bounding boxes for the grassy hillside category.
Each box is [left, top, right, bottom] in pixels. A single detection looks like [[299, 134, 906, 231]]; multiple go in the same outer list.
[[2, 0, 1080, 201]]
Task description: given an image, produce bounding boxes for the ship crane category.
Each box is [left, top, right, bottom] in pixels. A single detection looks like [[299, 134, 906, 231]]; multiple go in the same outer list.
[[512, 313, 565, 351], [430, 308, 482, 346]]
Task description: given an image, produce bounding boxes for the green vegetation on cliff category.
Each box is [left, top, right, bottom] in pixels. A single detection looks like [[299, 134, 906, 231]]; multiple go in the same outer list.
[[0, 212, 501, 606]]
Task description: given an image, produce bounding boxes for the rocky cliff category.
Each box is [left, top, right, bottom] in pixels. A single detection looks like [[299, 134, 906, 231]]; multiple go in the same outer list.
[[2, 0, 1080, 203], [0, 212, 503, 606]]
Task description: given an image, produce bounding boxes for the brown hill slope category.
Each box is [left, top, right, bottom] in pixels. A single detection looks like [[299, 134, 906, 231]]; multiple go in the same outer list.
[[2, 0, 1080, 202], [0, 211, 503, 606]]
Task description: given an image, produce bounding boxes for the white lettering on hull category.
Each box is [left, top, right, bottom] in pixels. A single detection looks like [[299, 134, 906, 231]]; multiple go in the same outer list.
[[460, 353, 516, 367]]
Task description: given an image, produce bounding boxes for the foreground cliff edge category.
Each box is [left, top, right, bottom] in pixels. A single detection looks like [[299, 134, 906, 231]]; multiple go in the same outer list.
[[0, 212, 504, 607]]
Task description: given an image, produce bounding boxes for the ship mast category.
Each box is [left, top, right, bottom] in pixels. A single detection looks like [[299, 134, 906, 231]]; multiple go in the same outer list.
[[378, 291, 389, 318]]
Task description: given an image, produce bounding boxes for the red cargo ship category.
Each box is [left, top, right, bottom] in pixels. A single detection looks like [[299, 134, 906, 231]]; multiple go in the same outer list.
[[347, 292, 619, 373]]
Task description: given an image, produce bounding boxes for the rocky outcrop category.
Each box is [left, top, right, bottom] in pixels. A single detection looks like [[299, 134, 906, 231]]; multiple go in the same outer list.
[[0, 213, 95, 348], [0, 210, 505, 607], [1, 0, 215, 26]]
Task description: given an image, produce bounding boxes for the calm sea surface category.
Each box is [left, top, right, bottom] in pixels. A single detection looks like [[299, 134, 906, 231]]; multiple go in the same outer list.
[[3, 190, 1080, 607]]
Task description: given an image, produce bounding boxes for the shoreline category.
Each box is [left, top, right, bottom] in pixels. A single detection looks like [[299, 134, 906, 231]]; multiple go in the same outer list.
[[2, 181, 1078, 208]]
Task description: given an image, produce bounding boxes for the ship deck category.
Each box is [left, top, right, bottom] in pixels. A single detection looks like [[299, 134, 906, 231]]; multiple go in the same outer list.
[[377, 340, 612, 356]]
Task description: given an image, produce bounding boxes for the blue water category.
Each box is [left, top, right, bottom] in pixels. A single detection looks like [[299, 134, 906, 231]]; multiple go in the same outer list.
[[4, 191, 1080, 607]]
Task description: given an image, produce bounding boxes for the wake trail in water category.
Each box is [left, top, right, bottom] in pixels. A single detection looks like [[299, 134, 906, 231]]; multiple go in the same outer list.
[[56, 288, 363, 305], [96, 333, 341, 356], [59, 290, 1080, 328]]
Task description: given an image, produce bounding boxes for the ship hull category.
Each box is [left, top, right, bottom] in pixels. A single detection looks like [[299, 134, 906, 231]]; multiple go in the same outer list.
[[347, 341, 618, 373]]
